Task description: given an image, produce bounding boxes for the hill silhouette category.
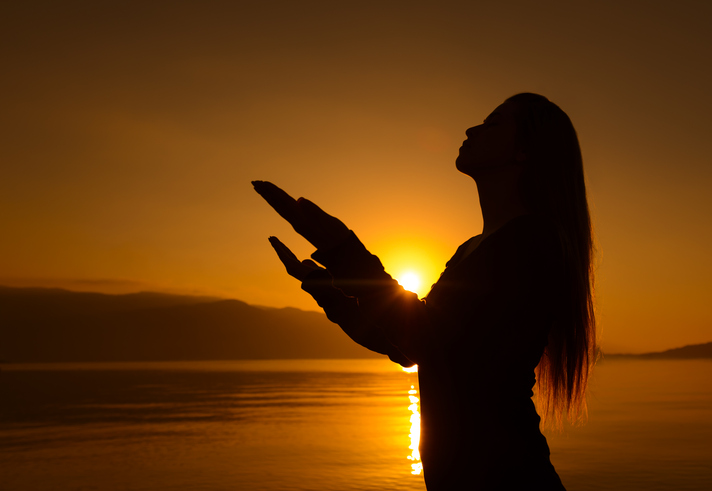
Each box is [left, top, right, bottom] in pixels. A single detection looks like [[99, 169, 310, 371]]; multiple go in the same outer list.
[[3, 287, 709, 363], [605, 341, 712, 360], [0, 287, 383, 363]]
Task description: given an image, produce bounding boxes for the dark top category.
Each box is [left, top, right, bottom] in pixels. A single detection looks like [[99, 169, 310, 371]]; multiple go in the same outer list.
[[301, 214, 567, 490]]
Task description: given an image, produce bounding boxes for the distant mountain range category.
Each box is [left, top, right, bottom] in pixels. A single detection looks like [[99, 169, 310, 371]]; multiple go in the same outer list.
[[604, 341, 712, 360], [0, 287, 382, 363], [1, 286, 710, 363]]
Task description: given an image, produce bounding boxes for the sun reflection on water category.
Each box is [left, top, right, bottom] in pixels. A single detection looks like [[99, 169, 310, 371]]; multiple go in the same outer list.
[[402, 364, 422, 475], [407, 384, 422, 475]]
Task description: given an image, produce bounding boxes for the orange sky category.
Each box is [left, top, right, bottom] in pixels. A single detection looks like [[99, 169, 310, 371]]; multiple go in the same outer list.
[[1, 1, 711, 353]]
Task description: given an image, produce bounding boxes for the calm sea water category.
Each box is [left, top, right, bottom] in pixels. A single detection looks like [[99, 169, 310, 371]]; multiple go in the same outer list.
[[1, 358, 711, 490]]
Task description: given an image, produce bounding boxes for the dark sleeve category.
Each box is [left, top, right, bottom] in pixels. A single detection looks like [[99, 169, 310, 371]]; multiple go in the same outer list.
[[301, 268, 415, 367]]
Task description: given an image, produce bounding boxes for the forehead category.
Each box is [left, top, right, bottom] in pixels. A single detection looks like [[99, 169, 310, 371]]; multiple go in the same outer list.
[[486, 101, 518, 120]]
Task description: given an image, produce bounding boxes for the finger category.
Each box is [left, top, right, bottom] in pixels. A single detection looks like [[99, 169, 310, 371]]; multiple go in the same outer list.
[[298, 198, 347, 232], [252, 181, 304, 227], [297, 198, 350, 247], [301, 259, 320, 270], [296, 197, 331, 219], [268, 237, 316, 281], [268, 237, 306, 280], [253, 181, 298, 218], [268, 236, 301, 267]]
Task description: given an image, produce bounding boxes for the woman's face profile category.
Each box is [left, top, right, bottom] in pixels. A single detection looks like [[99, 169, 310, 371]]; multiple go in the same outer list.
[[455, 101, 523, 178]]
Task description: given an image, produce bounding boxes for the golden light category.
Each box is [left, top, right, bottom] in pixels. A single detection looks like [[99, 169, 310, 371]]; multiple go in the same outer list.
[[397, 271, 421, 294], [371, 235, 448, 300]]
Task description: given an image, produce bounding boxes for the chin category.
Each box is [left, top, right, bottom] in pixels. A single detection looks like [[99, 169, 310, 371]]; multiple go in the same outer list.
[[455, 155, 473, 176]]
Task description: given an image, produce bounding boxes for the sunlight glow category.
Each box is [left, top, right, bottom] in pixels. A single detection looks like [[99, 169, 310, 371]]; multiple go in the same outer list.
[[402, 364, 418, 373], [397, 272, 421, 295], [374, 237, 448, 299]]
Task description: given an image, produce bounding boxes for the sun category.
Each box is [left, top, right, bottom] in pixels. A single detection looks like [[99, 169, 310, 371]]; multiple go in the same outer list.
[[374, 236, 446, 299], [397, 271, 422, 295]]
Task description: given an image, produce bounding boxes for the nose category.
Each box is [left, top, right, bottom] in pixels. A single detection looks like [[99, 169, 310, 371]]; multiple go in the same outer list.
[[465, 125, 481, 139]]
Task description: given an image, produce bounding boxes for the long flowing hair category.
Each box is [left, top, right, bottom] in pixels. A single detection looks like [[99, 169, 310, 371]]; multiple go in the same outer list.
[[506, 93, 596, 427]]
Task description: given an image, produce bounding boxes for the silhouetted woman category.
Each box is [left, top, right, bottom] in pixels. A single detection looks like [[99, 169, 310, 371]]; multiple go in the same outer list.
[[253, 93, 596, 490]]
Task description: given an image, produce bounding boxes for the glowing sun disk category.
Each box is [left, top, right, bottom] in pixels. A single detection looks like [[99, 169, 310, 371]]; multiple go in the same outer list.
[[398, 272, 421, 294]]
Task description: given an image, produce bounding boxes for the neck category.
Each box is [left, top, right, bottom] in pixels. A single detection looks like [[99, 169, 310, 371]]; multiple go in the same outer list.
[[475, 170, 530, 237]]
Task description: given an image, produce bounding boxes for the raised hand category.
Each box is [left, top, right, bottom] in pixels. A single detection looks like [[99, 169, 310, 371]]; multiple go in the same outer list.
[[252, 180, 350, 250], [268, 236, 321, 281]]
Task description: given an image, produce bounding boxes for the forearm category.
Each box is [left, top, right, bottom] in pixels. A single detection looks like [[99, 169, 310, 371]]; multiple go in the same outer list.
[[311, 231, 435, 363], [301, 268, 414, 366]]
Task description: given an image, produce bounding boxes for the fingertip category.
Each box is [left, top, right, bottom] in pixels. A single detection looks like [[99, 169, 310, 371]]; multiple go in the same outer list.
[[297, 197, 315, 209]]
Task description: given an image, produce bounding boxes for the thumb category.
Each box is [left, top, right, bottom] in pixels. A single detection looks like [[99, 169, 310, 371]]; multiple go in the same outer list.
[[301, 259, 320, 269]]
